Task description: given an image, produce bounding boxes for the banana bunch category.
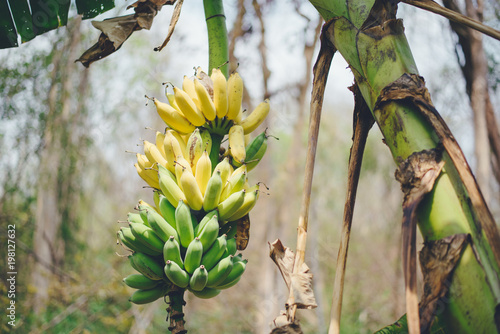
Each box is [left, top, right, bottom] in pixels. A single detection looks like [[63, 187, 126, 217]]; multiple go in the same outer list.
[[123, 67, 271, 305], [118, 198, 247, 303]]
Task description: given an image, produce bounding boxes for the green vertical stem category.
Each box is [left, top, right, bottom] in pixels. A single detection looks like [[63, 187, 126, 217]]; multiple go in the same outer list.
[[203, 0, 229, 78], [209, 133, 223, 172]]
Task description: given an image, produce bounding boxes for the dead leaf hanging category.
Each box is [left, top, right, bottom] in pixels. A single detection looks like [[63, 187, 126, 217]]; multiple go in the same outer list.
[[77, 0, 176, 67]]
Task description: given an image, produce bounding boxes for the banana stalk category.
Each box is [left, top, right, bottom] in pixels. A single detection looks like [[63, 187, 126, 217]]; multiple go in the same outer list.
[[307, 1, 500, 333], [203, 0, 228, 78]]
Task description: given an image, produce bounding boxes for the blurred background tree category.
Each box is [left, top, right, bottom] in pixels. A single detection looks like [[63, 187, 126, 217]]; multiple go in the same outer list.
[[1, 0, 500, 333]]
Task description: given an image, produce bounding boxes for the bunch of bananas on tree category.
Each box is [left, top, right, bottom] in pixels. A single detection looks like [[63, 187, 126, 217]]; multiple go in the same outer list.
[[118, 67, 271, 305]]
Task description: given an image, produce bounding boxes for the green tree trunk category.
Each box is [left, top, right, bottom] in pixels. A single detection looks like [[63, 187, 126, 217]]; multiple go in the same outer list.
[[309, 1, 500, 332]]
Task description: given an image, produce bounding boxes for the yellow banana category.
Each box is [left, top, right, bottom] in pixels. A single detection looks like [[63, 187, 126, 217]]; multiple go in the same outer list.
[[228, 125, 246, 164], [155, 131, 167, 158], [182, 75, 201, 109], [135, 163, 160, 189], [195, 150, 211, 195], [174, 156, 193, 185], [164, 131, 186, 174], [214, 157, 233, 186], [168, 129, 188, 158], [220, 165, 247, 201], [143, 140, 168, 168], [226, 72, 243, 120], [194, 78, 216, 121], [158, 165, 186, 208], [166, 92, 183, 116], [136, 153, 153, 170], [173, 86, 206, 127], [179, 167, 204, 211], [211, 68, 228, 118], [240, 99, 270, 134], [154, 98, 195, 134], [187, 128, 204, 170]]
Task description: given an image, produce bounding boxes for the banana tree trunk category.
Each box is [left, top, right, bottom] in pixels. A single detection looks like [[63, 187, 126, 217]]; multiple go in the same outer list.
[[309, 0, 500, 332]]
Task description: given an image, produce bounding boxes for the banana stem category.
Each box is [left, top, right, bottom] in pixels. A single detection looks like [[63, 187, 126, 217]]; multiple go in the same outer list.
[[203, 0, 229, 78], [209, 133, 223, 172], [167, 287, 186, 333]]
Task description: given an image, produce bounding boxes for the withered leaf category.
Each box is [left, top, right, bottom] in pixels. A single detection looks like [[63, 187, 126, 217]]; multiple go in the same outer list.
[[419, 234, 469, 333], [269, 239, 295, 289], [77, 0, 176, 67], [269, 239, 317, 310], [235, 214, 250, 250], [288, 264, 317, 310]]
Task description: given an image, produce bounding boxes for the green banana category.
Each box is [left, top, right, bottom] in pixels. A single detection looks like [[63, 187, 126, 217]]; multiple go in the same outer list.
[[146, 208, 179, 243], [196, 215, 219, 251], [226, 188, 259, 221], [137, 205, 150, 226], [129, 284, 170, 304], [189, 287, 221, 299], [206, 255, 234, 288], [220, 166, 247, 201], [194, 210, 218, 236], [129, 222, 165, 253], [219, 221, 237, 239], [119, 228, 161, 256], [234, 130, 268, 171], [153, 190, 161, 210], [127, 212, 147, 225], [123, 274, 161, 290], [164, 260, 190, 288], [189, 265, 209, 291], [184, 237, 204, 274], [215, 257, 247, 289], [223, 237, 237, 257], [203, 169, 223, 212], [158, 194, 177, 229], [158, 164, 186, 208], [163, 235, 184, 269], [129, 252, 165, 280], [175, 200, 195, 248], [201, 234, 227, 271], [217, 190, 246, 221]]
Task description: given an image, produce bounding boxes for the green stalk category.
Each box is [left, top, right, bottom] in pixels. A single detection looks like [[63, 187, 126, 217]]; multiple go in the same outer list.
[[203, 0, 229, 78], [309, 1, 500, 332], [209, 133, 223, 172]]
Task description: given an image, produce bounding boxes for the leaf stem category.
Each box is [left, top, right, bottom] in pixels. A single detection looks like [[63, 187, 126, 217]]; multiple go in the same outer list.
[[203, 0, 229, 78]]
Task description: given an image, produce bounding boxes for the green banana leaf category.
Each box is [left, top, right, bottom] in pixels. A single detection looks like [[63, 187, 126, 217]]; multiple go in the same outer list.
[[0, 0, 114, 48]]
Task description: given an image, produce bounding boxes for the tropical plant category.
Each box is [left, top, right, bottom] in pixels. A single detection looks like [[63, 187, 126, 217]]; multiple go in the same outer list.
[[3, 0, 500, 333]]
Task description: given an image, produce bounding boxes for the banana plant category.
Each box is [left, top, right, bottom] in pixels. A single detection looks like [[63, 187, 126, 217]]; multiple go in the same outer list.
[[305, 0, 500, 333]]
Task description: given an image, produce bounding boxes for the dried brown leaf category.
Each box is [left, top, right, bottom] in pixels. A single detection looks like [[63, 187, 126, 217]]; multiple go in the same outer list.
[[419, 234, 469, 333], [235, 214, 250, 250], [288, 263, 317, 309], [395, 148, 445, 334], [77, 0, 175, 67], [155, 0, 184, 52], [269, 239, 317, 310]]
